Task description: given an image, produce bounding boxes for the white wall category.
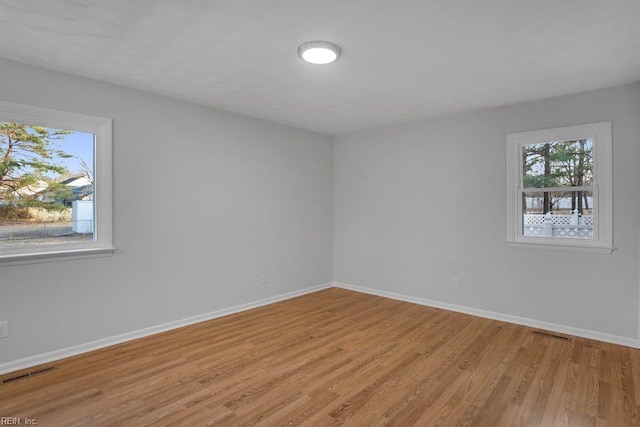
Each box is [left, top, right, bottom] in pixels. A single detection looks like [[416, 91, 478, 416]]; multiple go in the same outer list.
[[0, 59, 333, 365], [334, 83, 640, 340]]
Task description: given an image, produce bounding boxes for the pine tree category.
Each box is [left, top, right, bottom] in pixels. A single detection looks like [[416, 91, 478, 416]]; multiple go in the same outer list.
[[0, 122, 72, 209]]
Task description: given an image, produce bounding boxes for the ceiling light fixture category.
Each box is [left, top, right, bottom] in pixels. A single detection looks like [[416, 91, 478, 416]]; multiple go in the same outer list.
[[297, 41, 342, 65]]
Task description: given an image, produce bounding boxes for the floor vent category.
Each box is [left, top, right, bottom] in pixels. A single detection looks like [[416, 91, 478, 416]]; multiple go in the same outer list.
[[2, 366, 55, 384], [533, 330, 570, 341]]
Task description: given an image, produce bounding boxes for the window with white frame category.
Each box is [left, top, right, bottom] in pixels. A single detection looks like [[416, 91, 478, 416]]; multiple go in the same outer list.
[[0, 100, 113, 262], [506, 122, 612, 254]]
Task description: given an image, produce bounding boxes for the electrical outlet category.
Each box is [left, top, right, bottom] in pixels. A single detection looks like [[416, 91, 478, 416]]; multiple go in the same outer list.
[[260, 273, 268, 285], [451, 277, 460, 289], [0, 321, 8, 338]]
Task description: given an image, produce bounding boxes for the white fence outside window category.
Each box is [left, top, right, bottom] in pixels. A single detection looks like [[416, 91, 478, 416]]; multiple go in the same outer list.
[[523, 211, 593, 239]]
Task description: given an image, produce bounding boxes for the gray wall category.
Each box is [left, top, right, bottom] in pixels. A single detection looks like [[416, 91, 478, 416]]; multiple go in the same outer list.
[[334, 83, 640, 339], [0, 59, 334, 364]]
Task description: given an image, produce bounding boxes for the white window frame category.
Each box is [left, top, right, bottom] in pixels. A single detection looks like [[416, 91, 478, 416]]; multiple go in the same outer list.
[[506, 121, 612, 254], [0, 100, 114, 263]]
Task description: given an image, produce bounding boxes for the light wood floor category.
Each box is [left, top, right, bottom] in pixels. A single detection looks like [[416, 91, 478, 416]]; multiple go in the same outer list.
[[1, 288, 639, 426]]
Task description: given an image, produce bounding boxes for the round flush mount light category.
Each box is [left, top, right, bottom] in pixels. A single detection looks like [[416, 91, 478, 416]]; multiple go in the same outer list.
[[297, 41, 342, 65]]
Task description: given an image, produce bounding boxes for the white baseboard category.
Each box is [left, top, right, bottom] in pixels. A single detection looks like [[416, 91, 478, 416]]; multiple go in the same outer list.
[[4, 280, 636, 376], [334, 281, 640, 349], [0, 282, 333, 376]]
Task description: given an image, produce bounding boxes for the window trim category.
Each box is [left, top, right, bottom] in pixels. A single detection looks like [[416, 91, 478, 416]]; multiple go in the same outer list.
[[0, 100, 114, 263], [506, 121, 613, 254]]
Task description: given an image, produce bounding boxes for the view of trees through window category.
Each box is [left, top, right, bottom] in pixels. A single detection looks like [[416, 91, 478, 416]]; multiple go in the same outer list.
[[0, 121, 95, 247], [521, 139, 594, 239]]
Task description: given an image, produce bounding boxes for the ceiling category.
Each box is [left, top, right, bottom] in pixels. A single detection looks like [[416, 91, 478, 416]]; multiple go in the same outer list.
[[0, 0, 639, 135]]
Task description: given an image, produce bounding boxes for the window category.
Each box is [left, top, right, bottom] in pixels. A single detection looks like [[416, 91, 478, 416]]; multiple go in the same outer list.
[[0, 100, 113, 262], [506, 122, 612, 253]]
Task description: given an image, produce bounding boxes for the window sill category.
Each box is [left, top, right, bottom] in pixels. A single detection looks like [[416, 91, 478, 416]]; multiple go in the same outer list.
[[506, 241, 613, 254], [0, 247, 115, 267]]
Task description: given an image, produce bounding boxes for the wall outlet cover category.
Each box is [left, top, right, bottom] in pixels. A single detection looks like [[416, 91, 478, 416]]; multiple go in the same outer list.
[[0, 321, 8, 338]]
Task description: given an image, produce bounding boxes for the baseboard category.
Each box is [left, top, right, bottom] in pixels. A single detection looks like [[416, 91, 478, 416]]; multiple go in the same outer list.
[[334, 281, 640, 349], [0, 282, 333, 376], [5, 280, 636, 376]]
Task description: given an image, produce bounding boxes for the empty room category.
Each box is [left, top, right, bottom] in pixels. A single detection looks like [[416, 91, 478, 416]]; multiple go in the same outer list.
[[0, 1, 639, 425]]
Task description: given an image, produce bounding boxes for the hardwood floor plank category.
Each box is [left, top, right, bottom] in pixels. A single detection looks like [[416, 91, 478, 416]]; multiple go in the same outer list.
[[1, 288, 639, 426]]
